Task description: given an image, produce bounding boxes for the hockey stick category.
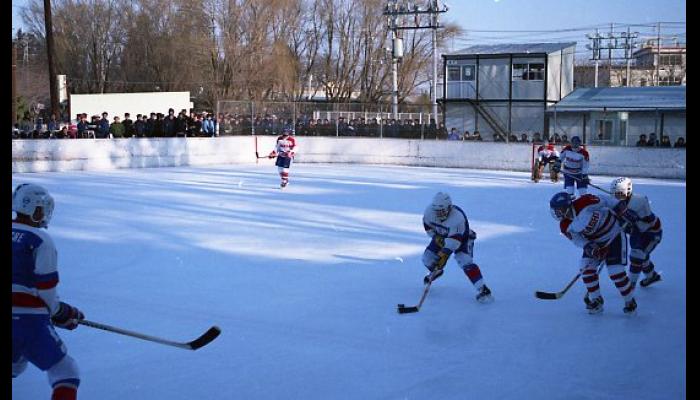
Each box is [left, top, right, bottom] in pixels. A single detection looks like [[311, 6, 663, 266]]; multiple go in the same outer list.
[[78, 319, 221, 350], [535, 231, 616, 301], [559, 170, 612, 195], [397, 278, 433, 314]]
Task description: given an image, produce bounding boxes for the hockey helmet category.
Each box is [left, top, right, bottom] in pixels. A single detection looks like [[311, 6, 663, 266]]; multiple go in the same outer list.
[[431, 192, 452, 221], [12, 183, 55, 228], [549, 192, 572, 221], [610, 177, 633, 200], [570, 136, 582, 149]]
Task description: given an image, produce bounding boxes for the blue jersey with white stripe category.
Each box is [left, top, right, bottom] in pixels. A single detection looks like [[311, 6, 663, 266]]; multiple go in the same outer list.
[[12, 222, 60, 315]]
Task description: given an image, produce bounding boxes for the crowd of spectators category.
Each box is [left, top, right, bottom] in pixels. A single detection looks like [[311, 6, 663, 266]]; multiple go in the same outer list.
[[636, 133, 686, 148], [12, 109, 686, 149]]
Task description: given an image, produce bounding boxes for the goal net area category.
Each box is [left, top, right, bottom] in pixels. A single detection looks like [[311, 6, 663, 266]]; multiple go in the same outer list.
[[531, 143, 586, 182]]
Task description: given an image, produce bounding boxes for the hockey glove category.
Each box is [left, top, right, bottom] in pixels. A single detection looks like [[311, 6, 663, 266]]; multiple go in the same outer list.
[[433, 235, 446, 248], [584, 242, 609, 261], [268, 151, 277, 159], [580, 175, 590, 184], [51, 301, 85, 330]]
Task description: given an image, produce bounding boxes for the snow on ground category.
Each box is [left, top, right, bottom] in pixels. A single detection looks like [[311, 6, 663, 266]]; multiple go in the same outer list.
[[12, 163, 685, 400]]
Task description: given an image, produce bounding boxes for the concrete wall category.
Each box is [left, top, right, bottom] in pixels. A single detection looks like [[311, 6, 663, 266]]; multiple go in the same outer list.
[[12, 137, 685, 179]]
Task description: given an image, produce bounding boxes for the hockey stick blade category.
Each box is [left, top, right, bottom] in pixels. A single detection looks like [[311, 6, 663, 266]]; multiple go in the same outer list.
[[186, 326, 222, 350], [397, 304, 420, 314], [534, 291, 561, 300]]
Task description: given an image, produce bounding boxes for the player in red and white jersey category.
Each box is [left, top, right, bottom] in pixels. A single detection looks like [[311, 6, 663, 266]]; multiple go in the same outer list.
[[610, 177, 663, 288], [559, 136, 590, 198], [549, 191, 637, 315], [534, 141, 561, 183], [268, 128, 297, 188], [12, 184, 84, 400]]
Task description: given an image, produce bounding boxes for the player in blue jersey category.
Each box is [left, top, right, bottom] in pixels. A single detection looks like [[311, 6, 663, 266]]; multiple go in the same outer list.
[[12, 183, 84, 400], [422, 192, 493, 303]]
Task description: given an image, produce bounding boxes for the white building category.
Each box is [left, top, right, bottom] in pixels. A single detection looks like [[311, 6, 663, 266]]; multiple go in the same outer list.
[[440, 42, 576, 140]]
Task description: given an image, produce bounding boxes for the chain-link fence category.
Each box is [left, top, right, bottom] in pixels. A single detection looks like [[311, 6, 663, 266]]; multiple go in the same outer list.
[[216, 101, 444, 139]]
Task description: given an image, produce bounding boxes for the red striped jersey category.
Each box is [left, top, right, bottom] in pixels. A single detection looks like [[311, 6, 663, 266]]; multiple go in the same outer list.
[[275, 135, 297, 158], [12, 222, 60, 315], [559, 194, 621, 247]]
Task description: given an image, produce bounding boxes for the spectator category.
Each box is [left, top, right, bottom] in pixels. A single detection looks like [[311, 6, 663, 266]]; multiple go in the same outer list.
[[553, 133, 561, 144], [646, 133, 659, 147], [67, 122, 77, 139], [76, 114, 88, 138], [674, 137, 686, 148], [463, 130, 472, 141], [472, 130, 483, 141], [175, 112, 188, 136], [532, 132, 543, 144], [123, 113, 135, 137], [109, 116, 125, 138], [153, 113, 164, 137], [97, 112, 110, 138], [134, 114, 148, 137], [659, 135, 672, 147], [19, 113, 32, 137], [55, 126, 68, 139], [561, 134, 570, 144], [163, 108, 176, 137], [636, 134, 648, 147], [146, 113, 156, 137], [509, 134, 518, 142], [448, 128, 461, 140], [47, 114, 60, 133], [493, 132, 506, 142], [202, 113, 216, 136], [520, 133, 529, 143]]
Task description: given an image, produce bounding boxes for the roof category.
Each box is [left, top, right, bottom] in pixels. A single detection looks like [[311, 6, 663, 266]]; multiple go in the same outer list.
[[548, 86, 686, 112], [445, 42, 576, 57]]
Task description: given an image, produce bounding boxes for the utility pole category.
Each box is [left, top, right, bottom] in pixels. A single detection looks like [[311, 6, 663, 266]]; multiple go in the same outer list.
[[44, 0, 59, 119], [383, 0, 447, 121], [12, 40, 17, 125], [587, 25, 637, 87], [656, 22, 661, 86]]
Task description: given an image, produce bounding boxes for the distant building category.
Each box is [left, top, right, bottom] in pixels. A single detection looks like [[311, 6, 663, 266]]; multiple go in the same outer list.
[[548, 86, 686, 146], [574, 43, 686, 88], [439, 42, 576, 141]]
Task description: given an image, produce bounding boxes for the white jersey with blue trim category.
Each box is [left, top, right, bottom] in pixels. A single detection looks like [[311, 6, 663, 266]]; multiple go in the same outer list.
[[625, 193, 662, 233], [560, 145, 590, 175], [423, 205, 469, 253], [12, 222, 61, 315]]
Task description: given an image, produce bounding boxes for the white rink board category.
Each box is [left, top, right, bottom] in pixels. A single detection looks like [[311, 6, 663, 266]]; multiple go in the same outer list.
[[12, 137, 685, 179]]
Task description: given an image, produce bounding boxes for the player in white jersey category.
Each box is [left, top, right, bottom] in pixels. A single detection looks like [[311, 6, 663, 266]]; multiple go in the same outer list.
[[549, 191, 637, 315], [422, 192, 493, 303], [12, 184, 84, 400], [558, 136, 590, 198], [610, 177, 663, 288], [268, 128, 297, 188]]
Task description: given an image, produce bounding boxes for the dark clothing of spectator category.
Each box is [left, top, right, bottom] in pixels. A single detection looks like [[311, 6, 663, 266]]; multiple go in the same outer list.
[[134, 119, 146, 137], [175, 116, 188, 136], [163, 115, 176, 137], [674, 138, 686, 148], [659, 137, 672, 148], [123, 118, 134, 137], [77, 120, 88, 137], [98, 118, 110, 138], [146, 117, 156, 137]]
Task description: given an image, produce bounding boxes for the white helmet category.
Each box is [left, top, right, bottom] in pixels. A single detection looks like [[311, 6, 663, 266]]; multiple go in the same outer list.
[[431, 192, 452, 221], [610, 177, 633, 200], [12, 183, 54, 228]]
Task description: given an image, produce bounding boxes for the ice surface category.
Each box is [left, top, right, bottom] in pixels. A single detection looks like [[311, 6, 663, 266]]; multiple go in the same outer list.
[[12, 163, 685, 400]]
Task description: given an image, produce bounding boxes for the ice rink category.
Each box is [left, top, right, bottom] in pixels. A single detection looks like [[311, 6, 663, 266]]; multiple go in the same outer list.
[[12, 163, 686, 400]]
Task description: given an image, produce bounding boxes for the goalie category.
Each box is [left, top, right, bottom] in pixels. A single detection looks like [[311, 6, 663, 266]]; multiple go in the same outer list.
[[533, 141, 561, 183]]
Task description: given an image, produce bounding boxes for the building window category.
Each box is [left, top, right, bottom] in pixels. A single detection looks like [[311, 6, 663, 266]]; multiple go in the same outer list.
[[512, 63, 545, 81], [659, 54, 683, 66], [659, 76, 683, 86], [462, 65, 475, 81], [447, 66, 461, 82], [596, 120, 613, 142]]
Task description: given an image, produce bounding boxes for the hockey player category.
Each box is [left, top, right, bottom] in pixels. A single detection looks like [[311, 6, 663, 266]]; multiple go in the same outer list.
[[422, 192, 493, 303], [549, 191, 637, 315], [268, 128, 297, 188], [533, 141, 561, 183], [610, 177, 663, 288], [557, 136, 590, 198], [12, 184, 84, 400]]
